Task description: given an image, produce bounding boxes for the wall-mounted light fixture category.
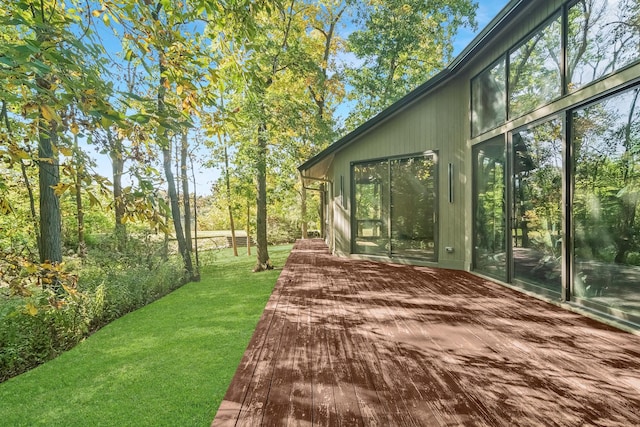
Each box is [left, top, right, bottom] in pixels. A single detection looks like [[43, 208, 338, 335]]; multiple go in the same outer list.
[[448, 163, 454, 203]]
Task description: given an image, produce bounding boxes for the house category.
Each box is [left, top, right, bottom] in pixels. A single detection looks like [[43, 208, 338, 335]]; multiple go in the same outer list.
[[299, 0, 640, 328]]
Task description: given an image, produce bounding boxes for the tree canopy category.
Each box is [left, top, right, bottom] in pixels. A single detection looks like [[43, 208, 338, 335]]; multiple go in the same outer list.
[[1, 0, 479, 278]]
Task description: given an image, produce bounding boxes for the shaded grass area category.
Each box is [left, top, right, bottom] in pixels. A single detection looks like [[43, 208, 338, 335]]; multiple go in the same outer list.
[[0, 245, 292, 426]]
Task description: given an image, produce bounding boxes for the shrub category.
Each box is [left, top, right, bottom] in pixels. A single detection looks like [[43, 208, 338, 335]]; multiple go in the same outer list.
[[0, 236, 187, 383]]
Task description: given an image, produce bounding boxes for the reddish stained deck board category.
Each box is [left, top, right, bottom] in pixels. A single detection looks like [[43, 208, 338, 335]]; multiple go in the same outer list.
[[212, 239, 640, 427]]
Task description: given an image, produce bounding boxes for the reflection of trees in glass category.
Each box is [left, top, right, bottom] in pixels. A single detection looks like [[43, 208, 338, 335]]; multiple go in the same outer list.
[[511, 120, 563, 291], [509, 17, 562, 118], [573, 88, 640, 266], [568, 0, 640, 91], [354, 161, 387, 227], [352, 155, 437, 258], [353, 161, 389, 254], [474, 140, 507, 280], [471, 57, 506, 136], [390, 157, 436, 255], [513, 119, 563, 255]]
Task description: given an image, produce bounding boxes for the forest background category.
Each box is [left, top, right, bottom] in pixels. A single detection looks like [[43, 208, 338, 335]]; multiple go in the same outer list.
[[0, 0, 504, 381]]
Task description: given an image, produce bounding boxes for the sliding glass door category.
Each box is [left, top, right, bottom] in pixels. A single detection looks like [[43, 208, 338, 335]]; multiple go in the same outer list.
[[390, 156, 437, 258], [353, 161, 389, 255], [353, 154, 438, 260], [511, 119, 563, 296]]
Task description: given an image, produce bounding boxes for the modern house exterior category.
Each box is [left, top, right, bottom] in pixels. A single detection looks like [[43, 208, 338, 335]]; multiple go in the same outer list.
[[299, 0, 640, 328]]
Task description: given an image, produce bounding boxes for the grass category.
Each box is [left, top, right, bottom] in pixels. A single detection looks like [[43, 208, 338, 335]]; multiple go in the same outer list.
[[0, 245, 292, 426]]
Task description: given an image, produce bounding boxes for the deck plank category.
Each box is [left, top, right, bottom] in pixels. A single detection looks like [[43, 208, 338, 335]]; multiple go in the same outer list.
[[213, 239, 640, 426]]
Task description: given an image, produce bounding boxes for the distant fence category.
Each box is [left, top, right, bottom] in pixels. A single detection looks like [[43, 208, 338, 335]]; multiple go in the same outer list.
[[226, 235, 256, 248]]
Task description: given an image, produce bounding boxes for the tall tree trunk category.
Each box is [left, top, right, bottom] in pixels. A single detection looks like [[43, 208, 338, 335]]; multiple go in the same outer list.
[[3, 100, 41, 249], [181, 130, 192, 252], [20, 160, 40, 250], [154, 27, 193, 277], [73, 133, 85, 258], [224, 145, 238, 256], [109, 130, 126, 251], [254, 122, 271, 271], [247, 200, 252, 256], [190, 154, 200, 278], [163, 144, 193, 277], [162, 200, 169, 262], [37, 117, 62, 265]]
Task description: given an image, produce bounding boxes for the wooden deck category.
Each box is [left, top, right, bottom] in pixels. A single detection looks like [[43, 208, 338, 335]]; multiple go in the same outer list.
[[212, 239, 640, 426]]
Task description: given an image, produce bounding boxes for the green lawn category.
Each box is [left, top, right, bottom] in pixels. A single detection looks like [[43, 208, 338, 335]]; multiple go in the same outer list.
[[0, 245, 292, 427]]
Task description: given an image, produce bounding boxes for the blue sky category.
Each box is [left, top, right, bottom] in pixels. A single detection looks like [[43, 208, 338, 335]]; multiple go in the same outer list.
[[454, 0, 511, 55]]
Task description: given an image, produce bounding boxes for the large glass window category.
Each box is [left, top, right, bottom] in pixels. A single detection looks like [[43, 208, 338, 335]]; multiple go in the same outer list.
[[568, 0, 640, 91], [390, 156, 437, 258], [473, 138, 507, 281], [512, 119, 563, 296], [354, 161, 389, 255], [509, 16, 562, 119], [572, 87, 640, 318], [353, 154, 437, 259], [471, 57, 507, 137]]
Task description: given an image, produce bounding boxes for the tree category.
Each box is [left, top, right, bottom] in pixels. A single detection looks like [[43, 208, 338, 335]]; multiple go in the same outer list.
[[0, 0, 114, 269], [345, 0, 477, 129]]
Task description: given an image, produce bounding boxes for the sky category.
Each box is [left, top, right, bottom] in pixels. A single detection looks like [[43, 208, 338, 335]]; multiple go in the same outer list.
[[89, 0, 511, 197]]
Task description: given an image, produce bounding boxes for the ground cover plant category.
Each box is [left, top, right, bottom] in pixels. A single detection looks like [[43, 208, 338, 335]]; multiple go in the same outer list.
[[0, 234, 187, 382], [0, 245, 291, 426]]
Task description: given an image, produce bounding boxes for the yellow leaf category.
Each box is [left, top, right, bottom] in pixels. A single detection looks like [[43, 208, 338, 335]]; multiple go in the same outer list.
[[41, 105, 55, 121], [52, 183, 70, 196], [70, 122, 79, 135], [92, 10, 101, 17], [26, 303, 38, 316], [59, 147, 73, 157]]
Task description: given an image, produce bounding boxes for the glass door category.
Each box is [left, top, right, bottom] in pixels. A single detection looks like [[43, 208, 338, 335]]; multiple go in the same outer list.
[[353, 161, 389, 255], [390, 156, 437, 259], [511, 119, 563, 297]]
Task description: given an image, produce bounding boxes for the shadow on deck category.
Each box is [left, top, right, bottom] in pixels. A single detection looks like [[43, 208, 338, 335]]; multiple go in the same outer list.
[[213, 239, 640, 426]]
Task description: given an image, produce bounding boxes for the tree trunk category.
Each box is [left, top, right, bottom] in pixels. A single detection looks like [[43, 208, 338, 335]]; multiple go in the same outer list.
[[190, 155, 200, 279], [3, 100, 40, 251], [20, 160, 40, 250], [152, 17, 193, 277], [254, 122, 272, 271], [73, 133, 86, 258], [38, 117, 62, 265], [162, 201, 169, 262], [225, 145, 238, 256], [247, 200, 252, 256], [163, 145, 193, 278], [109, 130, 126, 251], [181, 131, 192, 252]]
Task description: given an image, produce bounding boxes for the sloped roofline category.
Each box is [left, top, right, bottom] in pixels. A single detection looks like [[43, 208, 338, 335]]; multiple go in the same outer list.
[[298, 0, 525, 174]]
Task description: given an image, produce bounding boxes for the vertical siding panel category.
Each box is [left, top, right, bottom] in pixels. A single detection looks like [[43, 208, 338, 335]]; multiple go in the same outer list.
[[324, 0, 568, 268]]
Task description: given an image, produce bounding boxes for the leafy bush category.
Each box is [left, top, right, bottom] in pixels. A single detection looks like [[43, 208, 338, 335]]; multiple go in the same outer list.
[[0, 237, 186, 383], [626, 252, 640, 266], [267, 216, 300, 245]]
